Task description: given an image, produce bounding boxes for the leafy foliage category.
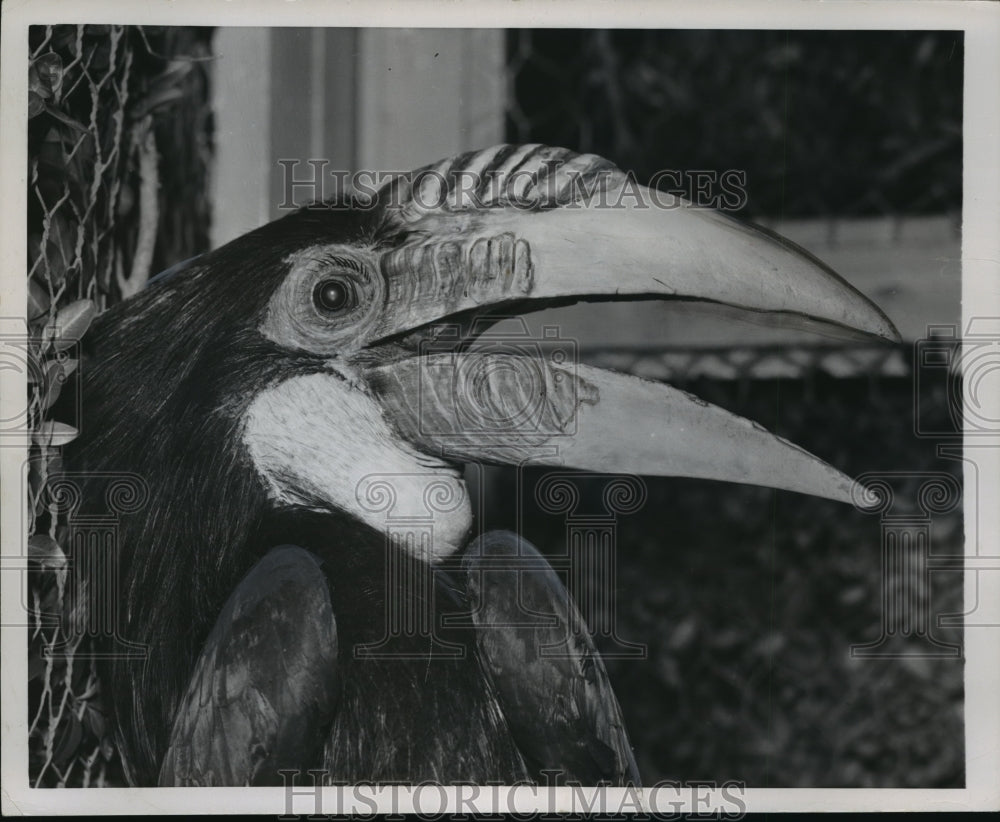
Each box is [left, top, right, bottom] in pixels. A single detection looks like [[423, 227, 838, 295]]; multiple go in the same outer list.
[[27, 24, 214, 788], [508, 30, 962, 219]]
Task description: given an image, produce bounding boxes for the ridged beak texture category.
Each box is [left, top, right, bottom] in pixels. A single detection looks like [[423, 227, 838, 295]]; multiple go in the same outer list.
[[361, 145, 899, 504]]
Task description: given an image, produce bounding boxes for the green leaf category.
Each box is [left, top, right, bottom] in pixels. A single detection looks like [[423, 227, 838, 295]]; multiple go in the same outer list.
[[28, 63, 46, 97], [43, 103, 89, 135], [52, 714, 83, 767], [28, 278, 51, 321], [34, 212, 75, 291], [28, 56, 62, 120], [32, 52, 64, 99], [82, 704, 106, 741], [52, 299, 96, 352], [58, 358, 78, 379], [33, 421, 78, 447], [28, 534, 67, 571], [28, 92, 46, 119]]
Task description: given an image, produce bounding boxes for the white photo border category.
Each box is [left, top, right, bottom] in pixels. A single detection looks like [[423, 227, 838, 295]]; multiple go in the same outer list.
[[1, 0, 997, 814]]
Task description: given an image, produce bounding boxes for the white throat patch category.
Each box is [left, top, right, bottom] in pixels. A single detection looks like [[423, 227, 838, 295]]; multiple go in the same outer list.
[[243, 371, 471, 561]]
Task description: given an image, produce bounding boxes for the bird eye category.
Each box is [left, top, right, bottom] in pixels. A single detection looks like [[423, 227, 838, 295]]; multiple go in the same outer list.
[[313, 278, 354, 314]]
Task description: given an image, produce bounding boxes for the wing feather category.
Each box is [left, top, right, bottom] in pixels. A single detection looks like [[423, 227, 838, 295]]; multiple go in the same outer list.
[[463, 531, 640, 786], [158, 545, 338, 786]]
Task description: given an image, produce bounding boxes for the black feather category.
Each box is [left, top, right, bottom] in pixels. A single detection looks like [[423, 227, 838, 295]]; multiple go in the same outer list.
[[463, 531, 640, 785], [66, 202, 638, 786], [68, 206, 373, 783], [159, 546, 339, 786]]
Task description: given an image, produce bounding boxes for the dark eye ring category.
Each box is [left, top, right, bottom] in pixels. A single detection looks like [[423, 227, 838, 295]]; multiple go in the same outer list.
[[313, 278, 354, 313]]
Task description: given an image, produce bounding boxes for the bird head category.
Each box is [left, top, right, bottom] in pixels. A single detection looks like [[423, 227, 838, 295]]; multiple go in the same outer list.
[[82, 144, 898, 563], [71, 143, 898, 782]]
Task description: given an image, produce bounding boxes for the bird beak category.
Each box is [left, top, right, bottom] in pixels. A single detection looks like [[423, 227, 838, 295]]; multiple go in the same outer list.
[[359, 146, 898, 504]]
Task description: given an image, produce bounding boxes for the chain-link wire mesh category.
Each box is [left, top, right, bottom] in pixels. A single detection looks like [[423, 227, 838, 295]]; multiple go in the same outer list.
[[26, 23, 213, 788], [585, 342, 911, 382]]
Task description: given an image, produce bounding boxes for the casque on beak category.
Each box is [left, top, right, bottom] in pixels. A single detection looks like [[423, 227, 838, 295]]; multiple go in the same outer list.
[[354, 145, 899, 505]]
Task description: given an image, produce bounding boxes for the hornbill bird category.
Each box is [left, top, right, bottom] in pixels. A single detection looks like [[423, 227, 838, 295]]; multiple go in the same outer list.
[[66, 144, 899, 787]]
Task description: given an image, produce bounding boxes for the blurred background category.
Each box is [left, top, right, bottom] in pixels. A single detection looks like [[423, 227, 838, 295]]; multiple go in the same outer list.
[[27, 26, 964, 787]]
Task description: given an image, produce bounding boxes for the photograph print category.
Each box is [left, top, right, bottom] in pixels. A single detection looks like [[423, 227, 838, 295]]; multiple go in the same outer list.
[[2, 1, 996, 815]]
